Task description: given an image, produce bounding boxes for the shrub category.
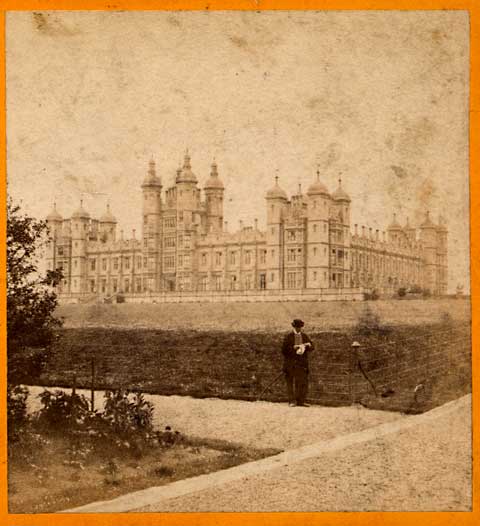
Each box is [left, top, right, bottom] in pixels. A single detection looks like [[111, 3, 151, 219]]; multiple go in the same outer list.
[[422, 288, 432, 298], [116, 294, 125, 304], [397, 287, 407, 298], [35, 389, 91, 431], [102, 389, 153, 438], [7, 385, 29, 441], [409, 284, 423, 294], [363, 289, 379, 301]]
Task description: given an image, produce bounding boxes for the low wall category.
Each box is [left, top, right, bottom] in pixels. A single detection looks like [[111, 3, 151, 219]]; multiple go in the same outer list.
[[39, 322, 471, 413], [58, 287, 367, 304]]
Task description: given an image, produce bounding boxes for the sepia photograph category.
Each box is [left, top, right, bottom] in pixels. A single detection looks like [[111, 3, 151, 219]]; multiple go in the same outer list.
[[5, 8, 472, 515]]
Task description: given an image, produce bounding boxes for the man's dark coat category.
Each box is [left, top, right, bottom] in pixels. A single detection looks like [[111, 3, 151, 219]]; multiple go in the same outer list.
[[281, 331, 315, 373]]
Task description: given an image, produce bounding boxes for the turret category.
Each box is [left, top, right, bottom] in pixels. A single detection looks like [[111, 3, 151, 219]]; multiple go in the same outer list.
[[99, 203, 117, 242], [387, 213, 402, 244], [419, 211, 438, 294], [70, 200, 90, 293], [141, 158, 163, 292], [46, 202, 63, 238], [328, 177, 351, 289], [306, 169, 331, 288], [265, 176, 288, 289], [175, 151, 198, 219], [331, 177, 351, 226], [204, 160, 224, 232]]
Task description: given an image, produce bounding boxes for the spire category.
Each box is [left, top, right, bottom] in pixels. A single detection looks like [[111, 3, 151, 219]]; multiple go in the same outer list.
[[142, 157, 161, 188], [176, 149, 197, 183], [183, 149, 191, 170], [331, 174, 350, 202], [148, 158, 156, 176], [266, 172, 287, 200], [211, 159, 218, 176], [205, 158, 224, 190], [47, 201, 63, 222]]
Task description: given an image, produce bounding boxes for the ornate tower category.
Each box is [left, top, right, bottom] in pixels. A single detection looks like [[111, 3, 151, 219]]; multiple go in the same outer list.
[[46, 202, 64, 283], [204, 160, 225, 233], [98, 204, 117, 243], [329, 177, 351, 288], [70, 200, 90, 294], [265, 176, 288, 289], [306, 169, 331, 289], [175, 151, 199, 224], [141, 158, 163, 292], [419, 211, 438, 294], [436, 215, 448, 295]]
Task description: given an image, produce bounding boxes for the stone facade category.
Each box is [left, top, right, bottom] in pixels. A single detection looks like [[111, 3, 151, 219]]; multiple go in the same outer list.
[[46, 153, 448, 302]]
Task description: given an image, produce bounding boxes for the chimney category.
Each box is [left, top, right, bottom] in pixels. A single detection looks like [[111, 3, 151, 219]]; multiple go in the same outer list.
[[375, 229, 379, 241], [254, 218, 258, 230], [132, 229, 136, 239], [354, 224, 358, 236], [361, 226, 365, 237], [369, 227, 373, 239], [224, 221, 228, 232]]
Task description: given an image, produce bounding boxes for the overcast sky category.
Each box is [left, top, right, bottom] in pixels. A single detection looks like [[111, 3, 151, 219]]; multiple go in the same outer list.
[[6, 10, 470, 292]]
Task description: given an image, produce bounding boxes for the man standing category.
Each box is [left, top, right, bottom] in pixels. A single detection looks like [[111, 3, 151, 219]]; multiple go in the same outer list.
[[282, 319, 314, 407]]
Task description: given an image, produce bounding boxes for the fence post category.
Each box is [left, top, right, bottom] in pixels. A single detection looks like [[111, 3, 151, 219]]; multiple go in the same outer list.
[[350, 341, 361, 404], [91, 357, 95, 412]]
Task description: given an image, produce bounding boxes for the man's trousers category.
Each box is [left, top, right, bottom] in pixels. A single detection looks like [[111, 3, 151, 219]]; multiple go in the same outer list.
[[284, 366, 309, 405]]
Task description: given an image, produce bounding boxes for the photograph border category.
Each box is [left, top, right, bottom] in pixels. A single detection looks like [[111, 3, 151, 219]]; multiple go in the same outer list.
[[0, 1, 478, 525]]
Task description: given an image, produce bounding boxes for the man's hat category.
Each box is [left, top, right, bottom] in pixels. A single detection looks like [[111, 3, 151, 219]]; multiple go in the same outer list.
[[292, 319, 305, 328]]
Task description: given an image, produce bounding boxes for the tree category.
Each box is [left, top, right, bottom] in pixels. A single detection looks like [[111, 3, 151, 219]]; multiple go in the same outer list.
[[7, 199, 63, 385]]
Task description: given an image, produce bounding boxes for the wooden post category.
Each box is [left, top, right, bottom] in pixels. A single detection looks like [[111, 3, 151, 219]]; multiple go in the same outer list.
[[72, 374, 77, 422], [91, 357, 95, 412]]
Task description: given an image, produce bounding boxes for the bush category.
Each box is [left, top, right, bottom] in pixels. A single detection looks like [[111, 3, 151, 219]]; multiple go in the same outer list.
[[103, 389, 154, 438], [397, 287, 407, 298], [35, 389, 91, 431], [422, 288, 432, 298], [116, 294, 125, 304], [363, 289, 379, 301], [409, 284, 423, 294], [7, 385, 29, 441]]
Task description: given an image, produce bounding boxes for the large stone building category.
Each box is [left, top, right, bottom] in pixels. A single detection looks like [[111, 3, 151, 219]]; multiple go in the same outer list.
[[46, 153, 448, 302]]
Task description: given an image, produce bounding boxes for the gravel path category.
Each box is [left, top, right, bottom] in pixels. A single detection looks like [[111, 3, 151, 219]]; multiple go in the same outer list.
[[27, 386, 400, 450], [26, 387, 471, 512], [136, 396, 471, 512]]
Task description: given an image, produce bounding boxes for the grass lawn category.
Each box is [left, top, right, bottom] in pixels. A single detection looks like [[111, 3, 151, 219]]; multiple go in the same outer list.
[[8, 426, 279, 513], [56, 297, 471, 331]]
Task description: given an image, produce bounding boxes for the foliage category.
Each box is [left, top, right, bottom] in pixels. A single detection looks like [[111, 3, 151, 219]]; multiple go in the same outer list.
[[7, 385, 29, 441], [397, 287, 407, 298], [409, 284, 423, 294], [363, 289, 379, 301], [422, 288, 432, 298], [103, 389, 154, 438], [35, 389, 91, 431], [116, 293, 125, 303], [7, 199, 63, 385]]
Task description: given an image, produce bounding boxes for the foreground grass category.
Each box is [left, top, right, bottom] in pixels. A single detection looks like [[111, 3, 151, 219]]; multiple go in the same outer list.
[[9, 429, 279, 513]]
